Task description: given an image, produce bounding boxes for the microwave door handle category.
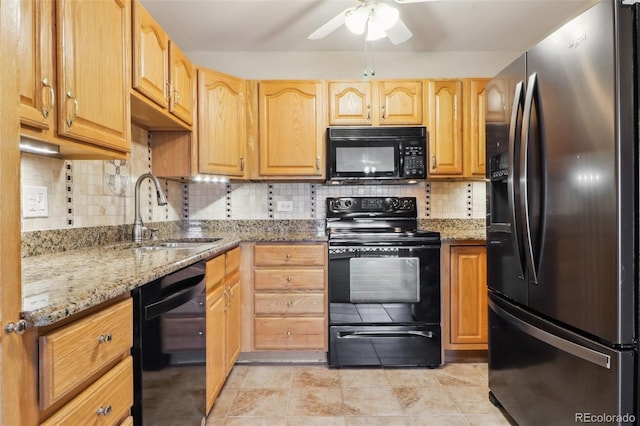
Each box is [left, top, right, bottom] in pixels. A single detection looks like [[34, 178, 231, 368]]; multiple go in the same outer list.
[[508, 80, 526, 280], [398, 143, 404, 177]]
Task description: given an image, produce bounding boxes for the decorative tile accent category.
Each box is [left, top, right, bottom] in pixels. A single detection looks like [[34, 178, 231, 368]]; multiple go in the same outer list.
[[425, 182, 431, 218], [65, 161, 73, 227], [466, 183, 473, 218], [182, 184, 189, 221], [310, 184, 317, 219], [226, 184, 232, 219], [268, 184, 274, 219]]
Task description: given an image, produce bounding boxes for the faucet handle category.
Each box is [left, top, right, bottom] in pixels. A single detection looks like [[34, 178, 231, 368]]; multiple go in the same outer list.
[[149, 228, 159, 240]]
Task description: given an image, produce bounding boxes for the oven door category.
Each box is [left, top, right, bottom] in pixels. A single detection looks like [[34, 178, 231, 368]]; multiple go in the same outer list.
[[328, 245, 440, 325]]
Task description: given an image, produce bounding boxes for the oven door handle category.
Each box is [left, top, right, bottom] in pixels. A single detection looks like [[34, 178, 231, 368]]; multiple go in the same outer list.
[[338, 330, 434, 339], [144, 274, 205, 320]]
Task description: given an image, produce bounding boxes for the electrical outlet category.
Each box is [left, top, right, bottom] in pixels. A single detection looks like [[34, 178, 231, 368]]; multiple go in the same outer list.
[[22, 185, 49, 218], [276, 200, 294, 212]]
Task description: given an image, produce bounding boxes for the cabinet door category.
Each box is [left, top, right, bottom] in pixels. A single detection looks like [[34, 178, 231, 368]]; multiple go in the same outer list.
[[198, 69, 246, 176], [258, 81, 325, 178], [328, 81, 372, 125], [427, 80, 464, 177], [206, 285, 226, 415], [450, 245, 487, 346], [19, 0, 55, 131], [56, 0, 130, 153], [169, 41, 195, 125], [464, 79, 488, 177], [378, 80, 423, 125], [225, 273, 242, 372], [132, 2, 169, 109]]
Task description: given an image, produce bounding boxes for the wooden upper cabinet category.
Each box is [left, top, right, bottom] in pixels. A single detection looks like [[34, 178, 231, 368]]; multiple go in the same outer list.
[[56, 0, 131, 153], [464, 79, 488, 178], [377, 80, 423, 125], [19, 0, 55, 133], [328, 81, 372, 125], [169, 41, 195, 125], [427, 79, 464, 177], [132, 1, 169, 109], [328, 80, 423, 126], [198, 68, 246, 176], [258, 80, 326, 179]]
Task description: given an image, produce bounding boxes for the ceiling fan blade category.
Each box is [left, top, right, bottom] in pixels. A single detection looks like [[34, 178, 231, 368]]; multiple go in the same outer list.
[[307, 8, 350, 40], [386, 17, 413, 45]]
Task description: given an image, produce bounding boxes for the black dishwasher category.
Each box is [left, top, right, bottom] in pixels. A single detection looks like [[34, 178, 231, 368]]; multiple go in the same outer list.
[[131, 260, 207, 426]]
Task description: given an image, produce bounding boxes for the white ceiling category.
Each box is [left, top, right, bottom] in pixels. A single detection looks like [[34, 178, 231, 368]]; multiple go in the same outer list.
[[139, 0, 598, 79]]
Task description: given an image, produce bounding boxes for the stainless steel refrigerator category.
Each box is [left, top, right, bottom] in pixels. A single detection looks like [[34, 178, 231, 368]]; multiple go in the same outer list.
[[486, 1, 638, 424]]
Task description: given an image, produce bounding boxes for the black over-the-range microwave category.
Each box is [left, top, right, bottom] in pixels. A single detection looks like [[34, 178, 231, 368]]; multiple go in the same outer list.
[[326, 126, 427, 184]]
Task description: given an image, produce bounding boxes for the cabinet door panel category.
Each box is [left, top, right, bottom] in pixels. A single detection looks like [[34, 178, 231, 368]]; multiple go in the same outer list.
[[258, 81, 325, 177], [56, 0, 130, 152], [378, 80, 423, 125], [206, 285, 226, 414], [328, 81, 372, 125], [198, 69, 246, 175], [169, 41, 194, 125], [226, 276, 242, 372], [133, 2, 169, 109], [19, 0, 55, 131], [465, 79, 488, 177], [450, 246, 487, 345], [428, 80, 463, 176]]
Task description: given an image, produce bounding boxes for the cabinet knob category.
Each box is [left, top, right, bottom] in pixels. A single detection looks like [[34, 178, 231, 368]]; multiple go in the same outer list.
[[4, 320, 27, 335], [286, 253, 291, 260], [198, 331, 204, 336], [286, 301, 292, 307], [98, 334, 112, 344], [96, 405, 112, 416], [286, 276, 292, 282], [286, 331, 292, 336]]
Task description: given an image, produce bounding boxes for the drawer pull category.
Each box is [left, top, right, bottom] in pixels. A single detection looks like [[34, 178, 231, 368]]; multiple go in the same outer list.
[[286, 276, 292, 282], [287, 301, 292, 307], [96, 405, 112, 416], [286, 331, 292, 336], [98, 334, 112, 344]]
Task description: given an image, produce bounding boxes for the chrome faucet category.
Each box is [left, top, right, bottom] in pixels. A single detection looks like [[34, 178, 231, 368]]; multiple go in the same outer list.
[[132, 173, 168, 242]]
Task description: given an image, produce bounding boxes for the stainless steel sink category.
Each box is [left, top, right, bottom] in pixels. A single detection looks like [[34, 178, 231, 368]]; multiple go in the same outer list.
[[134, 238, 222, 251]]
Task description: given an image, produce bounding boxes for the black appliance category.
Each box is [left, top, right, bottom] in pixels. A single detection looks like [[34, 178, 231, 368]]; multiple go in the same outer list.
[[486, 1, 638, 424], [326, 126, 426, 184], [326, 196, 441, 368], [131, 261, 207, 426]]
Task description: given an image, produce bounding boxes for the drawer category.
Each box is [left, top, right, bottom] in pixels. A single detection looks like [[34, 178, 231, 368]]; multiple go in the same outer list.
[[254, 317, 326, 350], [254, 244, 326, 267], [254, 269, 325, 291], [255, 293, 325, 316], [41, 356, 133, 426], [164, 292, 206, 316], [226, 246, 241, 274], [39, 299, 133, 410], [161, 317, 206, 352]]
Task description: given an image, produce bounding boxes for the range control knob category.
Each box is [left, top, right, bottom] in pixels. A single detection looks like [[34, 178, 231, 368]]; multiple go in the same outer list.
[[388, 198, 400, 210], [401, 199, 414, 210]]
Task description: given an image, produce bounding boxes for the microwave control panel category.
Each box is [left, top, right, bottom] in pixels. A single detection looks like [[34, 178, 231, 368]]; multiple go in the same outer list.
[[402, 141, 426, 178]]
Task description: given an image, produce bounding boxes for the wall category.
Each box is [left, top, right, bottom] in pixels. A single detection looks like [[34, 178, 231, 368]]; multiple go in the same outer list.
[[21, 127, 485, 232]]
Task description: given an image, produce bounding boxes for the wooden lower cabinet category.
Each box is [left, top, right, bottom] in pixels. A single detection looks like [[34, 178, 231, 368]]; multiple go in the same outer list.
[[253, 243, 327, 351], [38, 297, 133, 425], [205, 247, 242, 414], [443, 242, 488, 351]]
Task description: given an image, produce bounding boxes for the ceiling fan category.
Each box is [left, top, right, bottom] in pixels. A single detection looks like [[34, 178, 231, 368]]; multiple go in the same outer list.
[[308, 0, 435, 45]]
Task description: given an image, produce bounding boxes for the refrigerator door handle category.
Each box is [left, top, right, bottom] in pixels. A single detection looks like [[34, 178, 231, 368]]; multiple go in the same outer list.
[[508, 80, 526, 279], [489, 299, 611, 369], [520, 73, 544, 285]]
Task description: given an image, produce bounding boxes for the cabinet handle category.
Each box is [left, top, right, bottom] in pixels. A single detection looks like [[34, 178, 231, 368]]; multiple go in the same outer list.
[[381, 105, 386, 121], [198, 331, 204, 336], [164, 81, 171, 101], [240, 156, 245, 172], [286, 331, 292, 336], [199, 301, 205, 307], [173, 88, 181, 105], [431, 155, 437, 170], [286, 301, 292, 307], [96, 405, 112, 416], [286, 253, 291, 260], [286, 276, 292, 282], [366, 105, 371, 121], [316, 156, 321, 172], [41, 78, 55, 119], [66, 91, 78, 127], [98, 334, 112, 344]]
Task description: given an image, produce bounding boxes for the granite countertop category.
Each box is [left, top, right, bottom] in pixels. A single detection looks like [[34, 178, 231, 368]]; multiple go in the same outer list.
[[21, 218, 483, 329], [22, 230, 325, 328]]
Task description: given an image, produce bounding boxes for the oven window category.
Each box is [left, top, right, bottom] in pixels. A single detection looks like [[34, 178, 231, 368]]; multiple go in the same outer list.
[[349, 257, 420, 303], [336, 146, 396, 174]]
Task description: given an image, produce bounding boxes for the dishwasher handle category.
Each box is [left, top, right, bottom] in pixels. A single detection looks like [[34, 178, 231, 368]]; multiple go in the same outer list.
[[144, 274, 205, 320]]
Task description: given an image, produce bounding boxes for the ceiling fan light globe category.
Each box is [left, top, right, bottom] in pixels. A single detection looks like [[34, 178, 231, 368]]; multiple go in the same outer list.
[[374, 3, 400, 30], [366, 25, 387, 41], [345, 7, 369, 35]]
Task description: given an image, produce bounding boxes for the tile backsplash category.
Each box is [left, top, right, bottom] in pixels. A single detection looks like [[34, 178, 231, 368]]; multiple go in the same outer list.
[[21, 127, 486, 232]]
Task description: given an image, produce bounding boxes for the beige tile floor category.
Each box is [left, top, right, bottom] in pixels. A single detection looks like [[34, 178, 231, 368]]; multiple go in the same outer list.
[[205, 363, 516, 425]]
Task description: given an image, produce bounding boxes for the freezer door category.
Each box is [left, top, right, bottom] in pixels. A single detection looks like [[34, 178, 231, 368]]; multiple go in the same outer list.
[[523, 0, 636, 344], [489, 294, 635, 426]]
